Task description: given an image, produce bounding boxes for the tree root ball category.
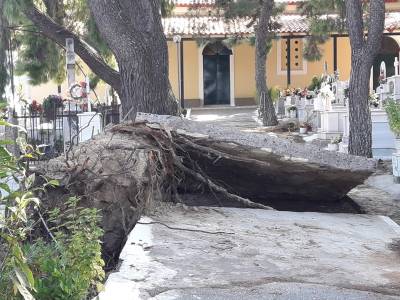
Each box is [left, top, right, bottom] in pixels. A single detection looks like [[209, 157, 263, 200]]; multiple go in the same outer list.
[[37, 115, 375, 267]]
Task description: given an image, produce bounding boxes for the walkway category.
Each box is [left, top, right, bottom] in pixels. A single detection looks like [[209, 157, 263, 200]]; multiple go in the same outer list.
[[98, 206, 400, 300], [189, 106, 261, 130]]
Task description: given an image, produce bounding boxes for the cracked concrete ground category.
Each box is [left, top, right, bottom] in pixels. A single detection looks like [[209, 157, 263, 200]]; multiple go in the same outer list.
[[152, 283, 400, 300], [349, 166, 400, 225], [98, 206, 400, 300]]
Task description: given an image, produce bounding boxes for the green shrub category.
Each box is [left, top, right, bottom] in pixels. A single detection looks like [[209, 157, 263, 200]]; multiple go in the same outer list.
[[268, 86, 281, 103], [0, 121, 104, 300], [0, 120, 41, 300], [42, 95, 64, 121], [28, 197, 104, 300], [385, 100, 400, 137], [308, 76, 323, 91], [255, 86, 281, 104]]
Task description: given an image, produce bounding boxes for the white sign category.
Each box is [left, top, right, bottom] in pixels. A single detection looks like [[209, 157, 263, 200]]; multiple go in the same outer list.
[[66, 38, 75, 64]]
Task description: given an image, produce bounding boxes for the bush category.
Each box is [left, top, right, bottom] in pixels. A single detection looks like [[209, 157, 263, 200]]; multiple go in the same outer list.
[[42, 95, 64, 121], [268, 86, 281, 103], [308, 76, 323, 91], [28, 197, 104, 300], [385, 100, 400, 137], [0, 121, 104, 300]]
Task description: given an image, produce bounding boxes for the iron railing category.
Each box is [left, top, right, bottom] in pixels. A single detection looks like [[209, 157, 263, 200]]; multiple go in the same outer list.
[[13, 103, 120, 161]]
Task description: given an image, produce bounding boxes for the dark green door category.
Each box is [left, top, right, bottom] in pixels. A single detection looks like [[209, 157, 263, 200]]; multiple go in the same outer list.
[[203, 43, 231, 105]]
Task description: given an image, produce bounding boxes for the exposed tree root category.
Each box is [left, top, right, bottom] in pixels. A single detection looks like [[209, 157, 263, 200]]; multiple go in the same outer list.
[[112, 122, 273, 210], [38, 121, 274, 268]]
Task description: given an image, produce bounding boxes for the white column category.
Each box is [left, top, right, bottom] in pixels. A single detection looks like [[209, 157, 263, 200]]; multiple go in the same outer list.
[[370, 66, 374, 93], [230, 50, 235, 106], [198, 45, 204, 107]]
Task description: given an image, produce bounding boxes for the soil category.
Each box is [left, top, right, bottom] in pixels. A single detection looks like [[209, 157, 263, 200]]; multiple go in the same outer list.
[[179, 192, 362, 214]]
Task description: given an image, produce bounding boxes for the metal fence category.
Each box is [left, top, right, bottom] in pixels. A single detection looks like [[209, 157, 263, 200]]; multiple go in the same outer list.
[[13, 103, 120, 161]]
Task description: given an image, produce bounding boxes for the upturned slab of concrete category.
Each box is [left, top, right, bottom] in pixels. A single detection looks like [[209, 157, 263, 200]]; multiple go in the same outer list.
[[98, 207, 400, 300], [135, 114, 375, 203]]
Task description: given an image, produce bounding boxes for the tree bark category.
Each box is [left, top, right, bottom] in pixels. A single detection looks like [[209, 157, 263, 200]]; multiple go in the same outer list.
[[255, 0, 278, 126], [87, 0, 178, 120], [345, 0, 385, 157], [0, 0, 8, 97]]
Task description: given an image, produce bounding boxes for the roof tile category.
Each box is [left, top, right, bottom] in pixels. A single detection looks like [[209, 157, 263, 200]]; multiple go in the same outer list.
[[163, 13, 400, 37]]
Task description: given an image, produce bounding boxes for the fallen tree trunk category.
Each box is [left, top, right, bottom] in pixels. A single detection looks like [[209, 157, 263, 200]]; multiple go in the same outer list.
[[38, 114, 376, 267]]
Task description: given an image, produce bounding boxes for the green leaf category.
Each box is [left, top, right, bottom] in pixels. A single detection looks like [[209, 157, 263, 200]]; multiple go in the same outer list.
[[19, 263, 36, 290], [0, 182, 11, 193], [25, 174, 35, 189], [12, 277, 35, 300], [0, 139, 14, 145], [0, 119, 27, 133], [0, 120, 10, 126], [0, 146, 12, 163], [48, 179, 60, 187]]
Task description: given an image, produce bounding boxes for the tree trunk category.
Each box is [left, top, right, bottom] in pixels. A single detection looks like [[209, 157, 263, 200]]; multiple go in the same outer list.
[[0, 0, 8, 97], [345, 0, 385, 157], [118, 47, 177, 119], [348, 52, 373, 157], [255, 0, 278, 126], [88, 0, 178, 120]]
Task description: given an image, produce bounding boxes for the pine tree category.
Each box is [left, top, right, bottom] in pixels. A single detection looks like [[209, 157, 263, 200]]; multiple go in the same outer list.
[[1, 1, 67, 91], [299, 0, 346, 61], [301, 0, 385, 157], [0, 0, 178, 118], [215, 0, 284, 126]]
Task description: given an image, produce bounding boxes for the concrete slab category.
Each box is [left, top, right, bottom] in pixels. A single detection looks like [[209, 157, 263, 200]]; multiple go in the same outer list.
[[153, 283, 400, 300], [367, 175, 400, 200], [98, 207, 400, 300], [189, 107, 261, 129]]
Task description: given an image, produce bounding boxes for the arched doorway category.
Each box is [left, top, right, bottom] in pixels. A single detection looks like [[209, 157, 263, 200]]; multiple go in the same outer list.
[[373, 36, 400, 90], [202, 41, 232, 105]]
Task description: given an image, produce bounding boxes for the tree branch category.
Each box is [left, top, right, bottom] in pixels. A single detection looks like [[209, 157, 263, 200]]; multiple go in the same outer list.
[[22, 5, 121, 92]]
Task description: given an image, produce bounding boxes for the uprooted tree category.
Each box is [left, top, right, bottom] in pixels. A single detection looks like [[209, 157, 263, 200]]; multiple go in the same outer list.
[[40, 114, 375, 266], [0, 0, 378, 274]]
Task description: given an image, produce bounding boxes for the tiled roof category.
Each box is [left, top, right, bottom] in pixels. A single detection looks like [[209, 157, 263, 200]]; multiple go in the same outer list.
[[172, 0, 214, 6], [163, 13, 400, 37], [163, 16, 253, 37], [171, 0, 303, 6]]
